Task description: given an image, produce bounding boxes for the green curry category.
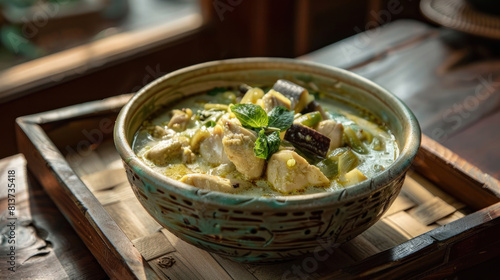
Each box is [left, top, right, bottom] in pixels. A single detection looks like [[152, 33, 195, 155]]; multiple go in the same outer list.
[[133, 79, 398, 196]]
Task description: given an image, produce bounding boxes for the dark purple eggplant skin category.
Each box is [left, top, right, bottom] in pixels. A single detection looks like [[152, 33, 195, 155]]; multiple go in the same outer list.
[[302, 100, 329, 120], [272, 79, 306, 108], [284, 124, 330, 157], [239, 84, 252, 94]]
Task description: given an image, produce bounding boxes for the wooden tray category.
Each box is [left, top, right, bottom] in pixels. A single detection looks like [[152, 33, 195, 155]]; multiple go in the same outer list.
[[16, 94, 500, 279]]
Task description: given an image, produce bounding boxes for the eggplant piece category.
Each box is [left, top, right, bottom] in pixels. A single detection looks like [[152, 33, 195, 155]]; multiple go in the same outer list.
[[302, 100, 329, 120], [284, 124, 330, 157], [272, 79, 310, 113], [239, 83, 252, 94], [261, 89, 292, 112]]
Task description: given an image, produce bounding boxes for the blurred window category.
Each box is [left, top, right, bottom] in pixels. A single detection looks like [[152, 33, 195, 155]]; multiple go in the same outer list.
[[0, 0, 200, 70]]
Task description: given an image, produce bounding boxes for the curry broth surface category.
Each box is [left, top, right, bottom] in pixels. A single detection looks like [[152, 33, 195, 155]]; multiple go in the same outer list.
[[133, 88, 399, 196]]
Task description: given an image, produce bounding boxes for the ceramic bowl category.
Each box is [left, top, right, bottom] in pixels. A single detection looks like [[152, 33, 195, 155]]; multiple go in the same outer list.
[[114, 58, 421, 262]]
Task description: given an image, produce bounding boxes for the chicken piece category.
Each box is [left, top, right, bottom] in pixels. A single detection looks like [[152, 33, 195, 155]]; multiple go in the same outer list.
[[199, 125, 231, 165], [144, 137, 189, 165], [209, 163, 236, 177], [167, 108, 193, 132], [316, 120, 344, 151], [180, 174, 250, 194], [267, 150, 329, 193], [182, 147, 196, 164], [190, 127, 211, 152], [260, 89, 292, 113], [151, 125, 169, 138], [221, 116, 265, 179]]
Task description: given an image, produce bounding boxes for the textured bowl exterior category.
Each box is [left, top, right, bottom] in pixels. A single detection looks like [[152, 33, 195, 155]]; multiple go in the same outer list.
[[114, 58, 421, 262]]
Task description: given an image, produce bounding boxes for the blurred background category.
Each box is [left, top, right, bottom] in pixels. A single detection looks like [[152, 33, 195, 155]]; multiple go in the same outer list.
[[0, 0, 486, 159]]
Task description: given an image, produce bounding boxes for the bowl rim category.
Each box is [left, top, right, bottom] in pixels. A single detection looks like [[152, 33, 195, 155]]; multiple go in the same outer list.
[[114, 57, 421, 206]]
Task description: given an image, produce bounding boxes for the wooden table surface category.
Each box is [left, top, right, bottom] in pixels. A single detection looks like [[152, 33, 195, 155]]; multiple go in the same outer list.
[[301, 19, 500, 179], [2, 19, 500, 279]]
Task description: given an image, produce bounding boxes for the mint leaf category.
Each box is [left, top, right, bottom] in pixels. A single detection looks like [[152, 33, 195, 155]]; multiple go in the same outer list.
[[230, 104, 288, 159], [266, 131, 281, 156], [230, 104, 268, 129], [254, 129, 268, 159], [268, 106, 294, 131], [254, 129, 281, 159]]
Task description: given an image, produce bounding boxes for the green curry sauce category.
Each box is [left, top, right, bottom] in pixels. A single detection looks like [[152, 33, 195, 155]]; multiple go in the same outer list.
[[133, 82, 398, 196]]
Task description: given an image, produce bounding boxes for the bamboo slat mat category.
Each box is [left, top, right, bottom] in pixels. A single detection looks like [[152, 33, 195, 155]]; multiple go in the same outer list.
[[66, 140, 470, 279]]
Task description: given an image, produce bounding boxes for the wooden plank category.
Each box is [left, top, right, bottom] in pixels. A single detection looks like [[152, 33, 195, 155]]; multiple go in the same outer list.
[[446, 109, 500, 179], [300, 20, 433, 70], [69, 149, 107, 176], [382, 193, 416, 217], [210, 254, 257, 280], [328, 203, 500, 279], [0, 155, 107, 279], [412, 135, 500, 210], [105, 202, 154, 241], [340, 235, 381, 262], [125, 197, 163, 234], [358, 219, 411, 251], [161, 229, 233, 280], [385, 211, 437, 238], [81, 168, 128, 192], [409, 171, 466, 210], [150, 252, 204, 280], [400, 175, 435, 205], [16, 113, 159, 279], [436, 211, 466, 226], [95, 140, 126, 170], [94, 182, 136, 206], [133, 232, 176, 262], [408, 197, 456, 226]]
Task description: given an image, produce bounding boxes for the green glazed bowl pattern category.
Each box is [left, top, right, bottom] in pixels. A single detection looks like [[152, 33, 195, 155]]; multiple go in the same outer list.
[[114, 58, 421, 263]]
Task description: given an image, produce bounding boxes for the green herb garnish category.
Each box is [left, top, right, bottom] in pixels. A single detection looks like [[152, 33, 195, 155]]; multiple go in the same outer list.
[[230, 104, 269, 128], [267, 106, 295, 131], [230, 104, 294, 159], [254, 129, 281, 159]]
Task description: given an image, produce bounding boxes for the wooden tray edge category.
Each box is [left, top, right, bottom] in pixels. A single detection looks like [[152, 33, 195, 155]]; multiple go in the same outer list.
[[15, 94, 500, 279], [15, 94, 160, 280]]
